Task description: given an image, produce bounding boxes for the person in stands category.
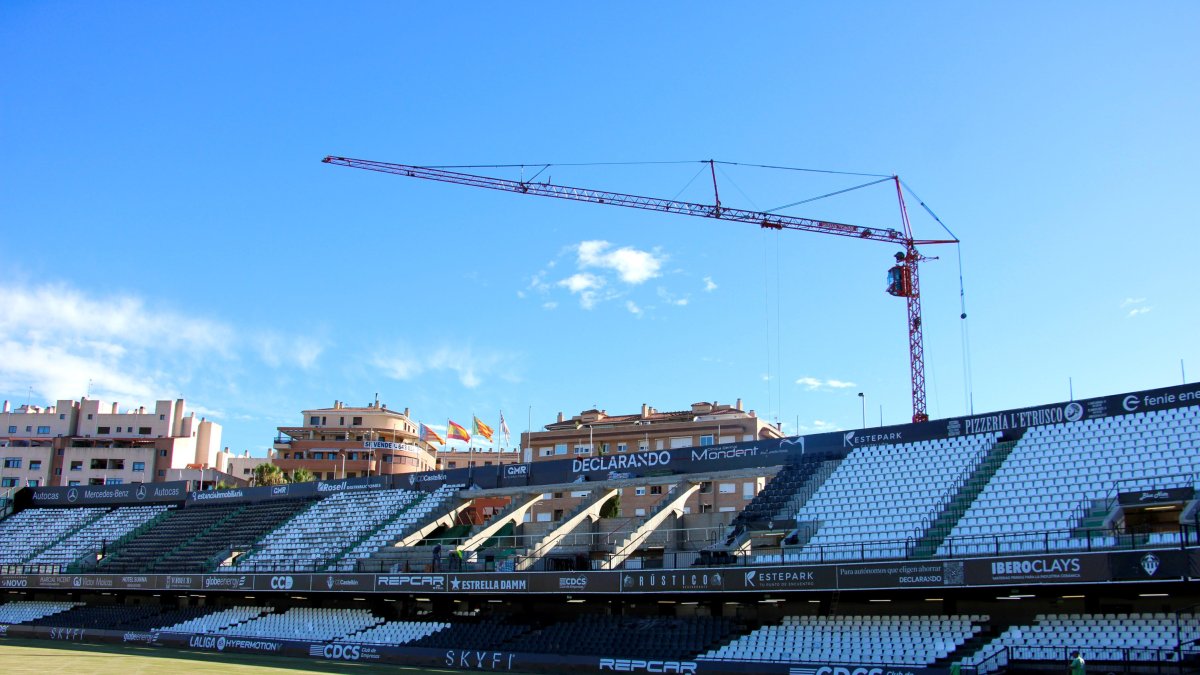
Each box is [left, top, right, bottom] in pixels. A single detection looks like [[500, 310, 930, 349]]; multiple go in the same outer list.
[[1069, 650, 1086, 675], [432, 543, 442, 571]]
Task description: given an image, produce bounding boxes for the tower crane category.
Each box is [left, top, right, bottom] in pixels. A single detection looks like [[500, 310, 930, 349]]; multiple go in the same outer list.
[[322, 156, 958, 424]]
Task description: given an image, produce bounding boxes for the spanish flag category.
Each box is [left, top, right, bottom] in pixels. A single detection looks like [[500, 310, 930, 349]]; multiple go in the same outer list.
[[447, 419, 471, 442], [419, 423, 444, 446], [473, 416, 494, 442]]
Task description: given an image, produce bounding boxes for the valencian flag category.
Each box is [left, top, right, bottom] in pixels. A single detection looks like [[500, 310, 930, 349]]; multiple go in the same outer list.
[[447, 419, 471, 442], [419, 423, 444, 446], [473, 416, 494, 442], [499, 411, 511, 446]]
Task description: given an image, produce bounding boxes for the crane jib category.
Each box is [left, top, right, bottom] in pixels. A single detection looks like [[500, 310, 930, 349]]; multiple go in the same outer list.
[[323, 155, 958, 424]]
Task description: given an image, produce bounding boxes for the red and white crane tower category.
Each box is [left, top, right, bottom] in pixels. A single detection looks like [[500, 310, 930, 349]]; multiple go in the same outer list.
[[323, 156, 958, 424]]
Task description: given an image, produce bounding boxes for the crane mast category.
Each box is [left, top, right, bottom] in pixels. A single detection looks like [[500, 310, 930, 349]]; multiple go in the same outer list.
[[323, 155, 956, 424]]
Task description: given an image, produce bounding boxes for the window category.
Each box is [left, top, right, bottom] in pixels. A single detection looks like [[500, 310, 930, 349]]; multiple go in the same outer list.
[[0, 478, 16, 487], [159, 414, 166, 420], [634, 487, 646, 496], [325, 472, 335, 480], [29, 460, 41, 471], [97, 426, 111, 434], [536, 512, 552, 522], [570, 490, 588, 497], [539, 448, 554, 457], [35, 425, 50, 434], [24, 426, 31, 433], [310, 416, 320, 425], [700, 434, 714, 446], [116, 427, 123, 433], [87, 413, 93, 420], [3, 458, 20, 469], [650, 485, 664, 495], [7, 426, 15, 433], [26, 479, 39, 487], [447, 461, 457, 469], [90, 459, 107, 470], [719, 483, 735, 494], [59, 414, 65, 420], [617, 443, 627, 453], [352, 417, 363, 425], [634, 508, 646, 517], [638, 441, 649, 452], [669, 436, 691, 449], [68, 480, 81, 486], [553, 443, 568, 456], [312, 452, 324, 460], [105, 478, 123, 485], [159, 450, 168, 457], [54, 468, 61, 476], [109, 459, 124, 470], [70, 461, 82, 471], [88, 478, 104, 486], [132, 462, 145, 472], [156, 470, 165, 477], [743, 482, 756, 499], [573, 445, 590, 455], [138, 427, 151, 435]]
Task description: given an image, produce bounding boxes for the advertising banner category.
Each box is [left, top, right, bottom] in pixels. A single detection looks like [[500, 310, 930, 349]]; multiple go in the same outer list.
[[528, 572, 621, 594], [1117, 488, 1195, 507], [1108, 549, 1187, 581], [836, 561, 960, 590], [963, 553, 1109, 586], [20, 481, 189, 509], [619, 569, 727, 593], [725, 565, 838, 592]]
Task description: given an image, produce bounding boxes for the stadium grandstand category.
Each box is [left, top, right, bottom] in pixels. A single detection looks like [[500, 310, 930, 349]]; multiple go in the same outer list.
[[0, 382, 1198, 674]]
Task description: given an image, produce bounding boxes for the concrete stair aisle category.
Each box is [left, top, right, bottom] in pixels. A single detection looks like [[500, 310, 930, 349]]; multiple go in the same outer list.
[[910, 435, 1022, 559]]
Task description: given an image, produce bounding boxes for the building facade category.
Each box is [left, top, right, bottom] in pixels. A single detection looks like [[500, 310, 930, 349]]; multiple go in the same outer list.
[[520, 400, 783, 524], [0, 398, 222, 489], [271, 398, 437, 480]]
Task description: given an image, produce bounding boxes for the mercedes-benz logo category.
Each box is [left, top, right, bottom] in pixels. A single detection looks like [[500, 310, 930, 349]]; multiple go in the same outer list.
[[136, 484, 147, 500], [67, 488, 78, 503]]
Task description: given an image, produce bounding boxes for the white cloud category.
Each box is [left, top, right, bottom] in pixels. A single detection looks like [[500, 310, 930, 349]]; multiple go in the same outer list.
[[703, 276, 718, 292], [576, 240, 663, 284], [656, 287, 689, 307], [1121, 297, 1151, 318], [542, 301, 558, 310], [625, 301, 643, 317], [798, 419, 840, 433], [559, 273, 605, 294], [1121, 297, 1147, 307], [0, 281, 325, 416], [372, 342, 520, 389], [1127, 307, 1152, 318], [796, 376, 858, 391]]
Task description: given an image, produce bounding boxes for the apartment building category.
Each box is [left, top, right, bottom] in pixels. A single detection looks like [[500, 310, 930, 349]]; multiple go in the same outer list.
[[0, 398, 222, 488], [271, 398, 437, 480], [521, 400, 783, 523]]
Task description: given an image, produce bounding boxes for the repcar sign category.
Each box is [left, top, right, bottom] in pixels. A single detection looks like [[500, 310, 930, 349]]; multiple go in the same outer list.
[[598, 658, 697, 673]]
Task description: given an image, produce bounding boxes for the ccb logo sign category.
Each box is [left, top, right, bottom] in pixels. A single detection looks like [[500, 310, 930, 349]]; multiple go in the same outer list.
[[269, 576, 294, 590]]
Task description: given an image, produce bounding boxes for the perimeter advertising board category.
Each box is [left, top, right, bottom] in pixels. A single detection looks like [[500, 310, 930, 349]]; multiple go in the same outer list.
[[963, 553, 1109, 585]]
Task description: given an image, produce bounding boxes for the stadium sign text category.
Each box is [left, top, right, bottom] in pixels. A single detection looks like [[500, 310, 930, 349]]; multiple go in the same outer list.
[[598, 658, 697, 674], [573, 451, 671, 474], [445, 650, 518, 670]]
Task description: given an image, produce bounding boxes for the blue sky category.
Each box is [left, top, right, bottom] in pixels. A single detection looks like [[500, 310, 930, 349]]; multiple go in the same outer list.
[[2, 3, 1197, 454]]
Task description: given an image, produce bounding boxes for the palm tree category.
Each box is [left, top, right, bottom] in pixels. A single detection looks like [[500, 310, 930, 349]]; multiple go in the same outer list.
[[290, 467, 315, 484], [252, 463, 285, 486]]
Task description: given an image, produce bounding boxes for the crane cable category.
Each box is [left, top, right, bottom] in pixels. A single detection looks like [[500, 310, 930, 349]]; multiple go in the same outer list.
[[899, 179, 974, 416]]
